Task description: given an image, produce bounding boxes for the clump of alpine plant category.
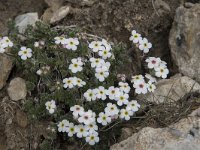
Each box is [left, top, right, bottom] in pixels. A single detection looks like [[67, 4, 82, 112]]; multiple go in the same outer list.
[[4, 23, 170, 148], [129, 30, 169, 94]]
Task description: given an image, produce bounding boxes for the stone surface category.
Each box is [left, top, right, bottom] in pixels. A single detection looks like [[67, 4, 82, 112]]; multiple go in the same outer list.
[[0, 54, 13, 90], [15, 13, 39, 34], [7, 77, 27, 101], [169, 4, 200, 82], [110, 108, 200, 150], [65, 0, 97, 6], [16, 110, 28, 128], [45, 0, 64, 11], [137, 75, 200, 104], [50, 6, 71, 24]]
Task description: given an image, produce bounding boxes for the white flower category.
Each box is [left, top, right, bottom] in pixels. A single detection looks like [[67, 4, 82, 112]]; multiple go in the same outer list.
[[45, 100, 56, 114], [86, 131, 99, 145], [89, 57, 104, 68], [131, 75, 145, 84], [78, 110, 96, 125], [133, 81, 148, 94], [34, 41, 39, 47], [155, 66, 169, 79], [69, 58, 83, 73], [101, 39, 112, 51], [95, 86, 107, 100], [66, 123, 76, 137], [104, 103, 119, 116], [36, 66, 50, 76], [145, 73, 157, 83], [126, 100, 140, 112], [84, 89, 97, 101], [0, 36, 13, 48], [0, 44, 5, 53], [129, 30, 142, 44], [75, 125, 88, 138], [57, 119, 69, 132], [54, 36, 67, 45], [64, 38, 79, 51], [119, 108, 133, 121], [147, 82, 156, 92], [70, 105, 84, 118], [89, 41, 103, 52], [97, 112, 111, 126], [72, 77, 86, 87], [119, 82, 131, 93], [107, 86, 121, 100], [145, 57, 161, 69], [139, 38, 152, 53], [63, 77, 75, 89], [98, 48, 112, 59], [18, 47, 32, 60], [85, 123, 98, 134], [116, 92, 129, 106], [95, 66, 109, 82]]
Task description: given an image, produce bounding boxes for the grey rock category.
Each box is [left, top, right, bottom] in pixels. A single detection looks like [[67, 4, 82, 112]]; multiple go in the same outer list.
[[7, 77, 27, 101], [15, 13, 39, 33], [110, 108, 200, 150], [65, 0, 96, 6], [50, 6, 71, 24], [169, 4, 200, 82], [0, 54, 13, 90], [137, 75, 200, 104], [45, 0, 64, 11], [154, 0, 171, 15]]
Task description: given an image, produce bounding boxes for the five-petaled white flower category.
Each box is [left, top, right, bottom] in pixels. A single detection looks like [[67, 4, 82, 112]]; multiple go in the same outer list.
[[18, 47, 32, 60], [89, 57, 104, 68], [119, 108, 133, 121], [89, 41, 103, 52], [64, 38, 79, 51], [98, 48, 112, 59], [66, 123, 76, 137], [0, 36, 13, 48], [139, 38, 152, 53], [95, 86, 107, 100], [131, 75, 145, 84], [129, 30, 142, 44], [63, 77, 74, 88], [45, 100, 56, 114], [155, 66, 169, 79], [54, 36, 67, 45], [84, 89, 97, 101], [107, 86, 121, 100], [119, 82, 131, 93], [85, 123, 98, 134], [133, 81, 148, 94], [78, 110, 96, 125], [126, 100, 140, 112], [86, 131, 100, 145], [69, 58, 83, 73], [116, 92, 129, 106], [57, 119, 69, 132], [104, 103, 119, 116], [97, 112, 111, 126], [95, 66, 109, 82], [72, 77, 86, 87], [75, 125, 88, 138], [147, 82, 156, 92], [70, 105, 84, 118], [145, 57, 161, 69]]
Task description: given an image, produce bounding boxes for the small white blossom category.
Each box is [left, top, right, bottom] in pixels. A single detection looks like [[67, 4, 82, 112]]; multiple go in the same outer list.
[[75, 125, 88, 138], [131, 75, 145, 84], [0, 36, 13, 48], [78, 110, 96, 125], [145, 57, 161, 69], [64, 38, 79, 51], [119, 82, 131, 93], [133, 81, 148, 94], [89, 57, 104, 68], [147, 82, 156, 92], [70, 105, 84, 118], [63, 77, 75, 89], [85, 123, 98, 134], [84, 89, 97, 101], [139, 38, 152, 53], [69, 58, 83, 73], [126, 100, 140, 112], [98, 48, 112, 59], [95, 66, 109, 82], [97, 112, 111, 126], [116, 92, 129, 106], [54, 36, 67, 45], [129, 30, 142, 44], [18, 47, 32, 60], [119, 108, 133, 121], [95, 86, 107, 100], [104, 103, 119, 116], [57, 119, 69, 132], [107, 86, 121, 100], [86, 131, 99, 145], [66, 123, 76, 137], [72, 77, 86, 87], [155, 66, 169, 79], [45, 100, 56, 114], [34, 41, 39, 47], [89, 41, 103, 52]]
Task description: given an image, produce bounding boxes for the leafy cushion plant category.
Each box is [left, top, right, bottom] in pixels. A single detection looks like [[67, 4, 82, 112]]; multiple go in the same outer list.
[[0, 22, 169, 149]]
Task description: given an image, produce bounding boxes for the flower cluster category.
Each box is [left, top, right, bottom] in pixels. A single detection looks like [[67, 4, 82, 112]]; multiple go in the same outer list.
[[63, 77, 86, 88], [129, 30, 152, 53], [55, 37, 79, 51], [36, 66, 50, 76], [0, 36, 13, 53]]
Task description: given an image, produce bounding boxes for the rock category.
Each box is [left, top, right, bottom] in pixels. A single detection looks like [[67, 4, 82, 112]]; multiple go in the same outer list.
[[65, 0, 96, 6], [0, 54, 13, 90], [50, 6, 71, 24], [15, 13, 39, 34], [137, 75, 200, 104], [169, 4, 200, 82], [119, 128, 133, 142], [16, 109, 28, 128], [110, 108, 200, 150], [154, 0, 171, 15], [41, 8, 54, 23], [45, 0, 64, 11], [7, 77, 27, 101]]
